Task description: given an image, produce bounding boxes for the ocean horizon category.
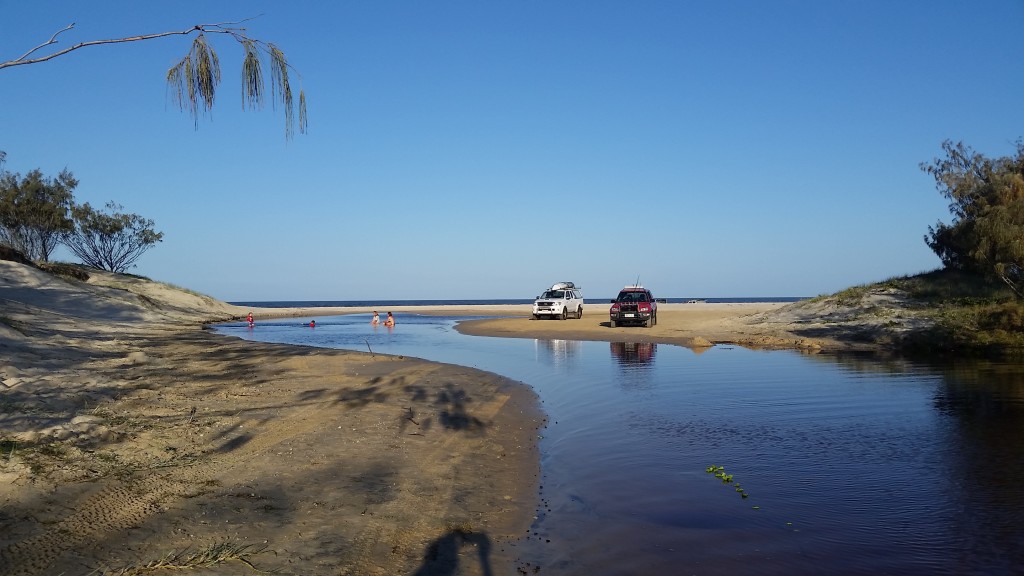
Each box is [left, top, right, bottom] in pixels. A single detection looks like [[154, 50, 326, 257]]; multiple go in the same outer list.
[[230, 296, 807, 308]]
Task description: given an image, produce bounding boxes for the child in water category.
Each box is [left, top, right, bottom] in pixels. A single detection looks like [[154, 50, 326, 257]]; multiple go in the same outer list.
[[383, 311, 395, 327], [371, 311, 380, 325]]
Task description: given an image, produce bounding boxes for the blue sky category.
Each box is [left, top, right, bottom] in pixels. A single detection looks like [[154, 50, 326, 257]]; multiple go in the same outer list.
[[2, 1, 1022, 301]]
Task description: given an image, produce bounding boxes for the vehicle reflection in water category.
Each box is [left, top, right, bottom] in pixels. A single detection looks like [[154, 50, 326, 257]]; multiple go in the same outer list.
[[533, 339, 581, 368], [609, 341, 657, 366], [609, 341, 658, 390]]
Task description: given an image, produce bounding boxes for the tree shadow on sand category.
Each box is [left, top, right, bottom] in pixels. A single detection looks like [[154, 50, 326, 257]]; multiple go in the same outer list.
[[436, 384, 486, 433], [413, 528, 493, 576]]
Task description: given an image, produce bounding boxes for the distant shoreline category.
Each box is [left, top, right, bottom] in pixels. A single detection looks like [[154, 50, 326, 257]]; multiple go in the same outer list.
[[236, 302, 852, 353]]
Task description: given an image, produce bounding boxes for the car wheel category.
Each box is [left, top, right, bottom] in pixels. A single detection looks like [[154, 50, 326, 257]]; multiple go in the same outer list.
[[645, 316, 652, 328], [561, 308, 568, 320], [610, 319, 617, 328], [652, 313, 657, 326], [532, 314, 539, 320], [576, 307, 583, 319]]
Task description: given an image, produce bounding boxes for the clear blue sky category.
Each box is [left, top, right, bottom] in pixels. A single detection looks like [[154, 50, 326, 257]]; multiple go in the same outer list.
[[3, 1, 1022, 301]]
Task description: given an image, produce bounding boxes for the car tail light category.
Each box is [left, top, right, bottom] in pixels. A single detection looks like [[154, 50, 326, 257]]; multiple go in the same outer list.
[[610, 304, 620, 313]]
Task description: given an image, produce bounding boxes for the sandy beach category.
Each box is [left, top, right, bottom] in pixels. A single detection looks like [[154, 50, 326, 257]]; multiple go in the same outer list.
[[0, 260, 904, 575]]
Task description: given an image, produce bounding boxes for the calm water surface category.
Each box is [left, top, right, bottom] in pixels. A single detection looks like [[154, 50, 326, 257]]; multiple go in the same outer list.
[[217, 313, 1024, 575]]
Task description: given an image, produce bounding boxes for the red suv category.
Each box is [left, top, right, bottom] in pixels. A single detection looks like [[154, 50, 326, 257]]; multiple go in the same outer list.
[[609, 286, 658, 327]]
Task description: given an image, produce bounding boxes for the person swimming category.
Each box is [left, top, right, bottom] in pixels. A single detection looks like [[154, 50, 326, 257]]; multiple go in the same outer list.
[[309, 320, 316, 328]]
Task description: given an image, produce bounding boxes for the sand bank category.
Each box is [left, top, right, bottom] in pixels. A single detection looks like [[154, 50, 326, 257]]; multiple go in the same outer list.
[[0, 262, 543, 575], [247, 301, 848, 352]]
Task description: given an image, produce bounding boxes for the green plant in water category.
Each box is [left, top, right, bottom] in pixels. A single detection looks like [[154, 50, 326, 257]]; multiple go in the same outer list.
[[706, 464, 750, 501]]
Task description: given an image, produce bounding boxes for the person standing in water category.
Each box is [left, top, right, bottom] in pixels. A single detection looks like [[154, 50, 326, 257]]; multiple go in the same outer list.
[[383, 311, 395, 327], [371, 311, 380, 325], [247, 311, 254, 327], [309, 320, 316, 328]]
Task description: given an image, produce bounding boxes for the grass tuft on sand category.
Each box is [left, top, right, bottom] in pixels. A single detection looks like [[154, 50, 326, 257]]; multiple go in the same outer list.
[[91, 542, 269, 575]]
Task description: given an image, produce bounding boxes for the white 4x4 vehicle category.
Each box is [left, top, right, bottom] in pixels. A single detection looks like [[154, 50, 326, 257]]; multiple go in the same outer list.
[[532, 282, 584, 320]]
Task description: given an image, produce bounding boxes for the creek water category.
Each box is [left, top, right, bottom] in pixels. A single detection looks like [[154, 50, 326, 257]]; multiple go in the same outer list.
[[216, 313, 1024, 575]]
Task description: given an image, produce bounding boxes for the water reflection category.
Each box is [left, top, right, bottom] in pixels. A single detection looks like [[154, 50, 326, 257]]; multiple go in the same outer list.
[[533, 339, 581, 367], [930, 360, 1024, 569], [609, 341, 657, 366]]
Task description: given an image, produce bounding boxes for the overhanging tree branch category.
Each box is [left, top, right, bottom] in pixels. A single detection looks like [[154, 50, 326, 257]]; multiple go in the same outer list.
[[7, 22, 77, 65], [1, 18, 258, 69], [1, 17, 307, 138]]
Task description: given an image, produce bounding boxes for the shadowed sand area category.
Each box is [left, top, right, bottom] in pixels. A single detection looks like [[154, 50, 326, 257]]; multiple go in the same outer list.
[[0, 260, 896, 574], [0, 262, 543, 575]]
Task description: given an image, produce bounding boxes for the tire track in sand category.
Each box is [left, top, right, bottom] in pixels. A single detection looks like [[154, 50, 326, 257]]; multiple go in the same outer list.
[[0, 381, 334, 576]]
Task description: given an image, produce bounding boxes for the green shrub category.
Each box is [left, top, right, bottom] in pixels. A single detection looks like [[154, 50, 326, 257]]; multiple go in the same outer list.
[[38, 261, 90, 281]]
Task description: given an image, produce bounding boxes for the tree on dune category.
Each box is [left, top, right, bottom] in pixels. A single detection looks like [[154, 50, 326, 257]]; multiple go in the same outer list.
[[0, 18, 307, 139], [922, 139, 1024, 297], [63, 201, 164, 273], [0, 168, 78, 262], [0, 159, 163, 271]]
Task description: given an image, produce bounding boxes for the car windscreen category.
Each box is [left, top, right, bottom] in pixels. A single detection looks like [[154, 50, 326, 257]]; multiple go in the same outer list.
[[617, 292, 647, 302]]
